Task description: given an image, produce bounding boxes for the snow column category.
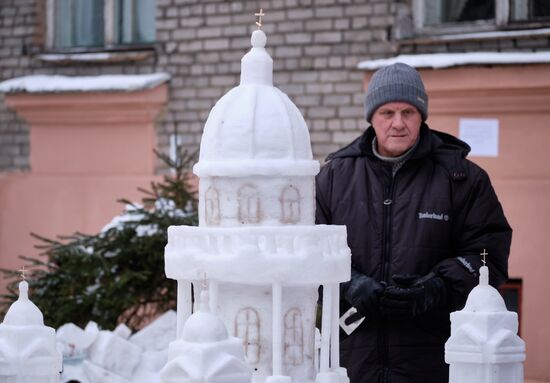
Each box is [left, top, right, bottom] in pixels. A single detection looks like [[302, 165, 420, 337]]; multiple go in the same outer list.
[[330, 283, 340, 369], [176, 280, 192, 338], [320, 284, 333, 373], [272, 282, 284, 376], [209, 280, 219, 313]]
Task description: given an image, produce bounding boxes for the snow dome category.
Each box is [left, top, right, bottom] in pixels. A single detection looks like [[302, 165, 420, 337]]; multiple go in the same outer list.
[[0, 280, 62, 382], [462, 266, 508, 313], [181, 291, 229, 343], [160, 290, 251, 383], [2, 280, 44, 326], [193, 30, 319, 178], [190, 29, 323, 228]]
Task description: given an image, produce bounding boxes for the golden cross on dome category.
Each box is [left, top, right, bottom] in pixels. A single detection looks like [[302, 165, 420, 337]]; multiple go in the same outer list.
[[255, 8, 265, 29], [480, 249, 488, 266], [19, 265, 27, 281]]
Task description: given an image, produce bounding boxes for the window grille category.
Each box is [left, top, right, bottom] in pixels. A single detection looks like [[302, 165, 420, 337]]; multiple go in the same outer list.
[[284, 308, 304, 366], [238, 185, 261, 224], [281, 186, 301, 224], [235, 308, 261, 364]]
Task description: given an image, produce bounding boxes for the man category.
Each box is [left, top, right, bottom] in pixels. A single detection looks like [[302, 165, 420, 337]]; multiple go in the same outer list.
[[315, 63, 511, 383]]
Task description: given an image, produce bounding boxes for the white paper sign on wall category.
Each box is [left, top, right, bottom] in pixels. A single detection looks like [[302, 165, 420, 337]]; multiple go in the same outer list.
[[458, 118, 499, 157]]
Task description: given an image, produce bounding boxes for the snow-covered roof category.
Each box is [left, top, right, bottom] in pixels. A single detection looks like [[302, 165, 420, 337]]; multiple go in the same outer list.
[[358, 51, 550, 70], [0, 73, 170, 94]]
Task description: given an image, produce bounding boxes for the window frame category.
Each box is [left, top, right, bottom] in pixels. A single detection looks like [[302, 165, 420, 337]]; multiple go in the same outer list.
[[412, 0, 550, 37], [235, 307, 261, 364], [44, 0, 155, 53], [499, 278, 522, 336]]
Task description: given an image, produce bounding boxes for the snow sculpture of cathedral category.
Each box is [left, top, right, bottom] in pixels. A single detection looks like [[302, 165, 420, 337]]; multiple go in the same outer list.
[[445, 260, 526, 383], [164, 26, 351, 383], [0, 279, 62, 382]]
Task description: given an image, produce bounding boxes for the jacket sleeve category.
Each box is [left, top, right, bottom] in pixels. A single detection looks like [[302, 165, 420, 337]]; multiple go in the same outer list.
[[315, 163, 333, 225], [432, 167, 512, 311]]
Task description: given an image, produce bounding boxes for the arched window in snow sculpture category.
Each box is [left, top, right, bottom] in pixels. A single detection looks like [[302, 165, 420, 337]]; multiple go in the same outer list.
[[284, 307, 304, 366], [235, 307, 261, 363], [238, 185, 260, 224], [281, 185, 301, 224], [205, 187, 220, 225]]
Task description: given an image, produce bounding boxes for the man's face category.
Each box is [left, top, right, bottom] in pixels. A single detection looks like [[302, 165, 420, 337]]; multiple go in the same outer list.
[[371, 102, 422, 157]]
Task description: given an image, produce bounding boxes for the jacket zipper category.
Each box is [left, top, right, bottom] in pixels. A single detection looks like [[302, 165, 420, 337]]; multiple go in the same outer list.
[[380, 170, 395, 383], [382, 177, 395, 282]]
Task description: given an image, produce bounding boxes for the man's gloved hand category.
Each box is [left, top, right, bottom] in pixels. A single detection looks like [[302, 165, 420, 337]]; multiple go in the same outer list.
[[380, 272, 448, 319], [341, 268, 386, 323]]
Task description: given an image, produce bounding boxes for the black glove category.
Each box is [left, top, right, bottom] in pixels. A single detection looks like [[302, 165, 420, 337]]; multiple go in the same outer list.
[[341, 268, 386, 323], [380, 272, 448, 319]]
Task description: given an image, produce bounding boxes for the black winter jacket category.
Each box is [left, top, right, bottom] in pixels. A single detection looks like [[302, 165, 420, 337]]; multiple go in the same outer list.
[[315, 124, 512, 383]]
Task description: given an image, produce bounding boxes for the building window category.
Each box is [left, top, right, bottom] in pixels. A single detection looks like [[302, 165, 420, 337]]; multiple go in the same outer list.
[[47, 0, 155, 51], [500, 278, 522, 335], [238, 185, 261, 224], [284, 308, 304, 366], [422, 0, 494, 25], [235, 308, 261, 364], [510, 0, 550, 21], [281, 186, 301, 224], [414, 0, 550, 33]]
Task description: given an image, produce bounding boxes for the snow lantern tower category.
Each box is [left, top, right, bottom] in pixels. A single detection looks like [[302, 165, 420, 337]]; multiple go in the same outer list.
[[445, 251, 526, 383], [164, 14, 351, 383], [0, 278, 62, 382]]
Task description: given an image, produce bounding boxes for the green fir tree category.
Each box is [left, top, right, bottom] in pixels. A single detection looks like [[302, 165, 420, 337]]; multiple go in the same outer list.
[[0, 149, 198, 331]]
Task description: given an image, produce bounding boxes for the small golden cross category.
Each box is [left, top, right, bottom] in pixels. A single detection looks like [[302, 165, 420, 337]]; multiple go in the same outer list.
[[255, 8, 265, 29], [19, 265, 26, 281], [480, 249, 488, 266]]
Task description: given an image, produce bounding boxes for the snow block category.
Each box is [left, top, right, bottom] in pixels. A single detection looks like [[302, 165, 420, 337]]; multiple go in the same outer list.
[[129, 310, 177, 351], [87, 330, 142, 379], [56, 322, 98, 359], [83, 360, 131, 383]]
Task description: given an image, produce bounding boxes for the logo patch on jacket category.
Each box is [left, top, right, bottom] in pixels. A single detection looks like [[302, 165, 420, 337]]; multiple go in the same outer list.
[[418, 212, 449, 221]]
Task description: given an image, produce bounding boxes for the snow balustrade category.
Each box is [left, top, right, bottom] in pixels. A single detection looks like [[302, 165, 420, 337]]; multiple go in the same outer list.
[[165, 224, 350, 382]]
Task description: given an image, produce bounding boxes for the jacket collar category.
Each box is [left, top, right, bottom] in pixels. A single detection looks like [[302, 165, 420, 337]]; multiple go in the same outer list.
[[326, 123, 470, 162]]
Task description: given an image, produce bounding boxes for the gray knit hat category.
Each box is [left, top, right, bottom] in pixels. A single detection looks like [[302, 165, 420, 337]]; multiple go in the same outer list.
[[365, 62, 428, 123]]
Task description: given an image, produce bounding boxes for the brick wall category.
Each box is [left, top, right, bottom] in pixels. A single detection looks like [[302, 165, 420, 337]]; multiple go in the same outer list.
[[0, 0, 36, 171], [0, 0, 399, 172], [2, 0, 549, 173]]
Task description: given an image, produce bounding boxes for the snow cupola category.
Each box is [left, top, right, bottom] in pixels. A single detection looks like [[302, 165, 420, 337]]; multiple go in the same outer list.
[[0, 280, 62, 382], [462, 262, 508, 313], [2, 280, 44, 326], [193, 29, 320, 228], [160, 290, 251, 383], [180, 290, 229, 344], [194, 29, 319, 178], [445, 260, 526, 383]]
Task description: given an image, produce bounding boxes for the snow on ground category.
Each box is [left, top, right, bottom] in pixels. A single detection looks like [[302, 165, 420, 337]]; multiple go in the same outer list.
[[0, 73, 170, 93], [357, 51, 550, 70]]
